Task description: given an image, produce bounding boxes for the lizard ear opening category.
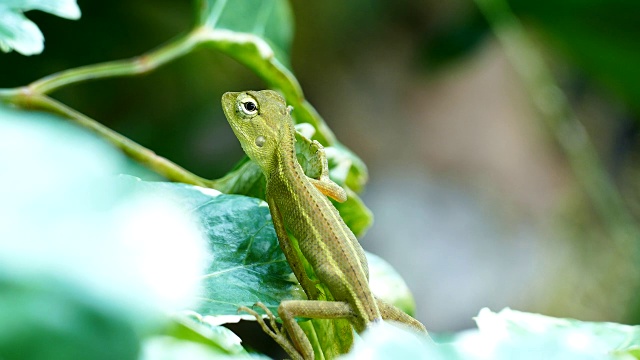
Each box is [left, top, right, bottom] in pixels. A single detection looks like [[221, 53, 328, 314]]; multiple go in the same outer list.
[[255, 135, 266, 147]]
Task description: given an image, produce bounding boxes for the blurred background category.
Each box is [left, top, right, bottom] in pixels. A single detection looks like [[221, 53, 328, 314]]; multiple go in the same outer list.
[[3, 0, 640, 333]]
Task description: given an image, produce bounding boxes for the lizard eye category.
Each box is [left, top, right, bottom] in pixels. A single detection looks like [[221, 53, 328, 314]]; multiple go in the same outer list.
[[239, 98, 258, 116]]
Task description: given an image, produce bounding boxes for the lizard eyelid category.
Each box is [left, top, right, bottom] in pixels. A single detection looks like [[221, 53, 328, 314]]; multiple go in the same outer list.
[[238, 97, 259, 116]]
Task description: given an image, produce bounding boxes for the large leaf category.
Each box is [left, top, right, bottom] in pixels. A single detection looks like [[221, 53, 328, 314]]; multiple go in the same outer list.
[[0, 0, 80, 55]]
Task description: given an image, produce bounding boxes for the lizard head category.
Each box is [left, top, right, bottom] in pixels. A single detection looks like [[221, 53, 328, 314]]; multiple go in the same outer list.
[[222, 90, 290, 171]]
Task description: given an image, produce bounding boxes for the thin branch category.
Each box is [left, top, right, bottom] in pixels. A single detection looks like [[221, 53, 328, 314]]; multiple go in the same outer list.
[[20, 95, 216, 188], [28, 29, 202, 95]]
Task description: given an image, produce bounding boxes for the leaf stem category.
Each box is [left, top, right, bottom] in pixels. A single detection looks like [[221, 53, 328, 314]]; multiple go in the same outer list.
[[28, 30, 201, 95], [19, 95, 216, 188]]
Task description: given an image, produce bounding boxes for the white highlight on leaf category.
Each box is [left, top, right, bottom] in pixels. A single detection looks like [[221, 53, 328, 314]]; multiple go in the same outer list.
[[202, 314, 247, 326], [197, 28, 274, 59], [112, 196, 209, 315], [295, 123, 316, 139], [194, 186, 222, 197]]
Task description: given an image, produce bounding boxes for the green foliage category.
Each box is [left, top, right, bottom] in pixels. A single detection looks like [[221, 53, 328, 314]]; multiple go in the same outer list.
[[196, 0, 293, 67], [0, 0, 80, 55]]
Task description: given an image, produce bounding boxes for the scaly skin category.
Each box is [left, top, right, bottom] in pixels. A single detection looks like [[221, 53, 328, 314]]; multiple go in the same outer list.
[[222, 90, 426, 360]]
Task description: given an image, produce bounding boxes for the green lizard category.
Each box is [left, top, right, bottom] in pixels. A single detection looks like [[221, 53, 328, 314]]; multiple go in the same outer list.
[[222, 90, 426, 360]]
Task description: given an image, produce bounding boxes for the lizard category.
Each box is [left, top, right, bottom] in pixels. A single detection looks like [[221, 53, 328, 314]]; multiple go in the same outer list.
[[221, 90, 426, 360]]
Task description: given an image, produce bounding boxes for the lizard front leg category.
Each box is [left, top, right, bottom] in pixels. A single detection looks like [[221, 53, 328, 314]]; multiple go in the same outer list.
[[306, 140, 347, 203], [277, 300, 354, 360], [239, 300, 354, 360]]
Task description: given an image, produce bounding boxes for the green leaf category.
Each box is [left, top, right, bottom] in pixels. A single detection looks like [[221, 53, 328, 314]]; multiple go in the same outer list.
[[135, 180, 405, 317], [332, 187, 373, 238], [194, 192, 305, 315], [196, 0, 293, 67], [0, 0, 80, 55], [215, 158, 266, 199], [154, 312, 261, 358]]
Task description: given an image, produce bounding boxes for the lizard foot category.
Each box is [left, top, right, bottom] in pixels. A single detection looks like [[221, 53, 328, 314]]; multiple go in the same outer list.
[[238, 302, 304, 360]]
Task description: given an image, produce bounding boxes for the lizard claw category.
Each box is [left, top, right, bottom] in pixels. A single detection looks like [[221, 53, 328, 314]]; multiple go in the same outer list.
[[238, 303, 304, 360], [238, 302, 284, 339]]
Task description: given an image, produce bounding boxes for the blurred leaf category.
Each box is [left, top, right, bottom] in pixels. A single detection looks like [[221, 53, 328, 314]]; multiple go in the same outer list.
[[367, 253, 416, 317], [0, 276, 139, 360], [345, 308, 640, 359], [0, 105, 207, 359], [340, 322, 438, 360], [472, 308, 640, 359], [332, 187, 373, 238], [140, 336, 267, 360], [167, 313, 248, 355], [0, 0, 80, 55]]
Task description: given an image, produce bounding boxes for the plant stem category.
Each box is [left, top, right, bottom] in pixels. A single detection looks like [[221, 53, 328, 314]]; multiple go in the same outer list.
[[21, 95, 216, 188], [475, 0, 639, 241], [28, 30, 201, 95], [0, 26, 346, 190]]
